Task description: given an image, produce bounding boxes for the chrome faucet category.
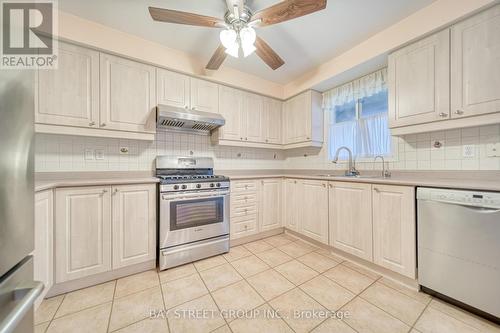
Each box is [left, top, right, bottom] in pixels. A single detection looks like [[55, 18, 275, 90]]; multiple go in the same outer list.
[[373, 155, 391, 178], [332, 146, 360, 177]]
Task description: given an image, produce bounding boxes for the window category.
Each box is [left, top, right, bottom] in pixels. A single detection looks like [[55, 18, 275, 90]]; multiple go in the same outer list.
[[323, 68, 392, 160]]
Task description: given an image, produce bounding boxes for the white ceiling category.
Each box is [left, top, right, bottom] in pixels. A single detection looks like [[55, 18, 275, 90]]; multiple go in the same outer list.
[[59, 0, 436, 84]]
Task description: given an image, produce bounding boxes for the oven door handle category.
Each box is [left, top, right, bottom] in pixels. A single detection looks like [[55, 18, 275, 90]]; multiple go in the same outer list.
[[161, 192, 229, 201]]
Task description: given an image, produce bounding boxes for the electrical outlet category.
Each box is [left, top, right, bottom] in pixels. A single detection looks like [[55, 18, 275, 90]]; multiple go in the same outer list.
[[119, 147, 129, 155], [462, 145, 475, 158], [84, 149, 94, 160], [487, 143, 500, 157], [95, 149, 105, 160]]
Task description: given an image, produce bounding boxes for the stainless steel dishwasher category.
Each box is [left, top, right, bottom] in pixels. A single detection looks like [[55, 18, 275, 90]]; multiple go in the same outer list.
[[417, 187, 500, 320]]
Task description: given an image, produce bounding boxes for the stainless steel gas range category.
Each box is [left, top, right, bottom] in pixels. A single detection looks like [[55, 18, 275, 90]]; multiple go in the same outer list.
[[156, 156, 230, 270]]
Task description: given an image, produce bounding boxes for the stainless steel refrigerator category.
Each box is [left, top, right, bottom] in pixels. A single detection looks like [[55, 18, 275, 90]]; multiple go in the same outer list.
[[0, 69, 43, 333]]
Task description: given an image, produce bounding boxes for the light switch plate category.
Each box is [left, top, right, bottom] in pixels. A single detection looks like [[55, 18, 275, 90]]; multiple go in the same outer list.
[[95, 149, 105, 160], [84, 149, 94, 160], [486, 143, 500, 157], [462, 145, 475, 158]]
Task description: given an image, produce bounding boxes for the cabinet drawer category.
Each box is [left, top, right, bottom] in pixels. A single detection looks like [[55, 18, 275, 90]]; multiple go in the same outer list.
[[231, 203, 258, 218], [231, 192, 258, 205], [231, 180, 257, 193], [231, 215, 258, 238]]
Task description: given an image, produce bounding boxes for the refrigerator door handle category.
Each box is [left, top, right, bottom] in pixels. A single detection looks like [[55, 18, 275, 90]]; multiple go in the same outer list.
[[0, 281, 43, 333]]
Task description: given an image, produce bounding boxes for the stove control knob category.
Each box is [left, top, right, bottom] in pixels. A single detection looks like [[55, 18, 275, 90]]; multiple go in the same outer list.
[[173, 185, 179, 190], [216, 183, 221, 188], [181, 184, 187, 190], [196, 184, 202, 189], [210, 183, 215, 188]]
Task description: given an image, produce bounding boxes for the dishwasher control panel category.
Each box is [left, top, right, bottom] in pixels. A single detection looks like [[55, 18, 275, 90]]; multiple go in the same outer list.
[[417, 187, 500, 208]]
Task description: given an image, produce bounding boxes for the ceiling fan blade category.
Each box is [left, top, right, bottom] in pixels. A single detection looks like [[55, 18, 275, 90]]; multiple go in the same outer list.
[[251, 0, 327, 27], [149, 7, 226, 28], [206, 45, 228, 70], [254, 36, 284, 70]]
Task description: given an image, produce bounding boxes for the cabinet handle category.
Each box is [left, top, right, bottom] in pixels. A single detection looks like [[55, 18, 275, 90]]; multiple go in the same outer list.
[[100, 123, 106, 127], [240, 137, 243, 141], [294, 180, 297, 184], [184, 105, 188, 109], [113, 188, 118, 194], [322, 183, 326, 187], [438, 113, 448, 118], [102, 189, 108, 194], [328, 184, 333, 188], [245, 137, 248, 141], [455, 110, 464, 115], [192, 107, 196, 110], [373, 187, 380, 192], [306, 137, 310, 140], [89, 121, 95, 126], [265, 139, 268, 143]]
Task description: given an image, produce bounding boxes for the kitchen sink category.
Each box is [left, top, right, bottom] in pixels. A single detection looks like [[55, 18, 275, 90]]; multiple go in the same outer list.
[[316, 174, 383, 179]]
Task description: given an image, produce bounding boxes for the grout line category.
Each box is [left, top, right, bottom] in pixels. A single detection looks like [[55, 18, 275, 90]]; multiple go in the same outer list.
[[155, 268, 172, 333], [105, 280, 116, 332], [43, 293, 66, 330], [410, 296, 433, 331]]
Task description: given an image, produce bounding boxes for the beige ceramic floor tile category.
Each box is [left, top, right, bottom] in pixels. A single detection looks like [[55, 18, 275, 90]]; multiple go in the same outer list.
[[297, 252, 340, 273], [415, 306, 481, 333], [211, 325, 232, 333], [429, 299, 500, 332], [108, 286, 165, 332], [246, 269, 295, 301], [360, 282, 427, 326], [311, 318, 357, 333], [223, 246, 253, 262], [113, 317, 169, 333], [193, 255, 228, 272], [199, 263, 243, 291], [255, 248, 293, 267], [212, 280, 265, 321], [167, 294, 226, 333], [35, 321, 50, 333], [230, 255, 269, 277], [243, 240, 274, 254], [278, 241, 316, 258], [275, 260, 318, 285], [229, 304, 293, 333], [158, 263, 197, 283], [55, 281, 115, 318], [342, 297, 410, 333], [46, 302, 111, 333], [263, 235, 295, 247], [35, 295, 64, 325], [269, 288, 327, 333], [299, 275, 355, 311], [378, 277, 431, 305], [323, 265, 375, 294], [161, 273, 208, 309], [114, 270, 159, 299], [342, 261, 381, 280]]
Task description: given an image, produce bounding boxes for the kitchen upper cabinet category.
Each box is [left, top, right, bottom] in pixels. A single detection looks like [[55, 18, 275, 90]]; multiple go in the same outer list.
[[33, 190, 54, 309], [388, 29, 450, 128], [283, 90, 323, 147], [157, 69, 190, 109], [284, 179, 301, 231], [37, 42, 99, 128], [55, 186, 112, 283], [372, 185, 416, 278], [190, 78, 219, 113], [263, 97, 282, 144], [100, 54, 156, 133], [300, 180, 329, 244], [329, 182, 373, 261], [112, 184, 156, 269], [218, 86, 243, 141], [242, 92, 264, 142], [451, 5, 500, 118], [260, 179, 282, 231]]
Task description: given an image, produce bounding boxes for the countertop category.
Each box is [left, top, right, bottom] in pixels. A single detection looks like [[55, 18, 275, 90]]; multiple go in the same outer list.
[[35, 170, 500, 192]]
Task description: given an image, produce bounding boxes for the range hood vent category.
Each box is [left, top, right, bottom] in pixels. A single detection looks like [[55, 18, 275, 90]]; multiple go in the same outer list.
[[156, 105, 225, 135]]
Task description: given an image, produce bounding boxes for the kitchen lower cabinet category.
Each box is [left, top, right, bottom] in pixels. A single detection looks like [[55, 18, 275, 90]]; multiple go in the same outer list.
[[55, 186, 112, 283], [33, 190, 54, 308], [260, 179, 282, 231], [112, 184, 156, 269], [300, 180, 329, 244], [372, 185, 416, 278], [283, 179, 301, 232], [329, 182, 373, 261], [230, 180, 259, 239]]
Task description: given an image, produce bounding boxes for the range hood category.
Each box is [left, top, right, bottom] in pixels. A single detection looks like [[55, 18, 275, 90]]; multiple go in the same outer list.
[[156, 104, 225, 134]]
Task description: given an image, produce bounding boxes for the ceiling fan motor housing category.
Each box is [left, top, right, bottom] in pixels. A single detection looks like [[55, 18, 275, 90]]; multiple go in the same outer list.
[[224, 7, 252, 28]]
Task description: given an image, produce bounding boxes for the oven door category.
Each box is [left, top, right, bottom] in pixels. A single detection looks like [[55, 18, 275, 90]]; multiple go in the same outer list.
[[160, 189, 230, 249]]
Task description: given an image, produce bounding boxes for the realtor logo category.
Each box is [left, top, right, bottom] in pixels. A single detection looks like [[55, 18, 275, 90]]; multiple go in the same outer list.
[[1, 0, 58, 68]]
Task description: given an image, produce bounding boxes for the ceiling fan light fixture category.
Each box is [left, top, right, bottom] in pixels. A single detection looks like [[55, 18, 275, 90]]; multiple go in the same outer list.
[[219, 29, 237, 49], [225, 44, 239, 58], [242, 43, 256, 57]]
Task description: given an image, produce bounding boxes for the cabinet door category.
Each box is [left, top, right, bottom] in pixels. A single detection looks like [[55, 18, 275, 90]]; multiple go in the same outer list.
[[284, 179, 301, 231], [100, 54, 156, 133], [329, 182, 373, 261], [37, 42, 99, 128], [260, 179, 282, 231], [300, 180, 329, 244], [451, 5, 500, 118], [190, 78, 219, 113], [242, 92, 264, 142], [33, 190, 53, 309], [388, 29, 450, 127], [264, 98, 282, 144], [218, 86, 243, 141], [157, 69, 190, 109], [112, 184, 156, 269], [284, 92, 311, 144], [373, 185, 416, 278], [55, 187, 112, 283]]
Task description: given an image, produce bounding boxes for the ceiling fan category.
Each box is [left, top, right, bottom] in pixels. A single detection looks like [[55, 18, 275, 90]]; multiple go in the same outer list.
[[148, 0, 327, 71]]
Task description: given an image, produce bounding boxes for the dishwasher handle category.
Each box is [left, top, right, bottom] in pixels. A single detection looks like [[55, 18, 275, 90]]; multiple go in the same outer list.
[[422, 199, 500, 213]]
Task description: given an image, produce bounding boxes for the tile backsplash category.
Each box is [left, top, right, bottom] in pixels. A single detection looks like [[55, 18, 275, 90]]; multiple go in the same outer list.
[[35, 124, 500, 173]]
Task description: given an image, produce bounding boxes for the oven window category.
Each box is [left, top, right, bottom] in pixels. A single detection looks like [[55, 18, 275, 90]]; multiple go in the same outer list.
[[170, 197, 224, 231]]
